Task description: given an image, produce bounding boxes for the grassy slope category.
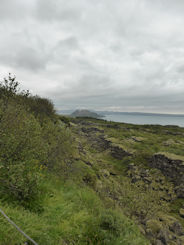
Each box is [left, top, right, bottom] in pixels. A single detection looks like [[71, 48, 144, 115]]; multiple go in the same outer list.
[[0, 176, 147, 245], [70, 118, 184, 232], [1, 116, 184, 244]]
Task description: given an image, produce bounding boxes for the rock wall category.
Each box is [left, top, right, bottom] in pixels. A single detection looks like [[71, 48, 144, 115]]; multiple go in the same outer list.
[[150, 154, 184, 198], [150, 154, 184, 185]]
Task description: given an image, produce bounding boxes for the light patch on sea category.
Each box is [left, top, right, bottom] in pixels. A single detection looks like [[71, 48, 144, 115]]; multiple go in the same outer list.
[[104, 114, 184, 127]]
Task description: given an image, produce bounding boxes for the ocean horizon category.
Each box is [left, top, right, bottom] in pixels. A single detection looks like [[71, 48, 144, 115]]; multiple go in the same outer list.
[[102, 112, 184, 127], [59, 110, 184, 127]]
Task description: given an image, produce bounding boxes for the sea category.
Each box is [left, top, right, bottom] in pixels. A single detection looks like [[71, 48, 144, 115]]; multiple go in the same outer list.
[[58, 110, 184, 127], [102, 113, 184, 127]]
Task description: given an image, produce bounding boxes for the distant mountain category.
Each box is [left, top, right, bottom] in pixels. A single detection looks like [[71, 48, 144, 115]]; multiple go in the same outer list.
[[71, 109, 103, 118]]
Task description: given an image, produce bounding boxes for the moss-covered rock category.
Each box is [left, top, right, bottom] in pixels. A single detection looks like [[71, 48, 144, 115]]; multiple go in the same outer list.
[[179, 208, 184, 218], [150, 153, 184, 186], [146, 219, 163, 234]]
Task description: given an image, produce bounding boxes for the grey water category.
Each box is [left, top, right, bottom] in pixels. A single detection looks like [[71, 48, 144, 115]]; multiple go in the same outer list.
[[58, 110, 184, 127], [103, 113, 184, 127]]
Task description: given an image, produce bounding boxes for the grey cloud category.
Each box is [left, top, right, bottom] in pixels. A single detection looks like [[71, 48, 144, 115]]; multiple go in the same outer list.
[[35, 0, 82, 22], [14, 47, 46, 71], [0, 0, 184, 113], [0, 35, 48, 71], [51, 37, 80, 62], [47, 74, 114, 100], [0, 0, 34, 20]]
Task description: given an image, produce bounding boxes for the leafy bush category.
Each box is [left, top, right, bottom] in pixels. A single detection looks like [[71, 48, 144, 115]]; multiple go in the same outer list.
[[24, 95, 56, 122], [0, 75, 73, 208], [41, 120, 73, 172], [0, 101, 47, 209], [59, 115, 71, 127]]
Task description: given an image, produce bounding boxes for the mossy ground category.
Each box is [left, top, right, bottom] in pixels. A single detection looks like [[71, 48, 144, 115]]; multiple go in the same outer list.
[[70, 118, 184, 237]]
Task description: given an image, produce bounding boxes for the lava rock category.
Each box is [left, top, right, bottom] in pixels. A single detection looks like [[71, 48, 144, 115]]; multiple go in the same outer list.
[[150, 154, 184, 186], [110, 145, 131, 159]]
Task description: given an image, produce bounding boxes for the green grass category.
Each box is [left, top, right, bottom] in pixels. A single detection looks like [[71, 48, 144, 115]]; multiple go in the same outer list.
[[0, 176, 148, 245]]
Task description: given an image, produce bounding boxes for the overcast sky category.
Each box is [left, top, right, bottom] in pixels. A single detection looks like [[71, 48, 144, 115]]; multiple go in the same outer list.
[[0, 0, 184, 113]]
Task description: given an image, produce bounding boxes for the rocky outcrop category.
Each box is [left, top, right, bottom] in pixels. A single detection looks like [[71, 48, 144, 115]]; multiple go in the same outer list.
[[128, 163, 152, 184], [150, 153, 184, 186], [150, 153, 184, 199], [79, 125, 131, 159], [91, 135, 111, 151], [145, 215, 184, 245], [81, 127, 104, 134], [110, 145, 131, 159], [127, 163, 176, 202], [174, 185, 184, 198], [105, 124, 120, 129]]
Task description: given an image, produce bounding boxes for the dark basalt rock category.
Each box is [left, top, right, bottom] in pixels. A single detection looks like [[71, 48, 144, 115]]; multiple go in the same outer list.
[[91, 135, 111, 151], [127, 164, 151, 184], [110, 145, 131, 159], [157, 229, 170, 245], [81, 127, 104, 134], [174, 185, 184, 198], [105, 124, 120, 129], [89, 134, 131, 159], [145, 216, 184, 245], [150, 154, 184, 186], [169, 221, 184, 236]]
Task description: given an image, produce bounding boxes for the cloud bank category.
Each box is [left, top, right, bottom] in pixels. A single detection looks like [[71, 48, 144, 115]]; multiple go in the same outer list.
[[0, 0, 184, 113]]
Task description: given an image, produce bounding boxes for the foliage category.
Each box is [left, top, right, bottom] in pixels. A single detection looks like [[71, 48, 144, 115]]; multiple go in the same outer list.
[[118, 178, 170, 221], [0, 75, 71, 210], [24, 95, 56, 122], [41, 120, 73, 172], [0, 102, 46, 209], [0, 179, 148, 245], [59, 115, 71, 127]]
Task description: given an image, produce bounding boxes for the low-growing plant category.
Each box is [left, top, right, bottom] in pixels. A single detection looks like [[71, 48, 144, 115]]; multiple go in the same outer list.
[[118, 178, 170, 221]]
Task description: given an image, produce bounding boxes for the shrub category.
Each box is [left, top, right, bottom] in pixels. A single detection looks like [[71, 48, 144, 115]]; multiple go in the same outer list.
[[24, 95, 56, 122], [59, 115, 71, 127], [41, 120, 73, 172], [0, 102, 47, 209], [0, 74, 29, 114]]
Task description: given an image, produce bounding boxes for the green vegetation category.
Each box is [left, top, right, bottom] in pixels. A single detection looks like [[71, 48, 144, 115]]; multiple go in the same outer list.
[[0, 75, 183, 244], [0, 178, 147, 245]]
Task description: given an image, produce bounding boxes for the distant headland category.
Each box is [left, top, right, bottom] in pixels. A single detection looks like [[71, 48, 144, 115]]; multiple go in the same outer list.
[[70, 109, 103, 119]]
